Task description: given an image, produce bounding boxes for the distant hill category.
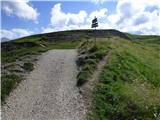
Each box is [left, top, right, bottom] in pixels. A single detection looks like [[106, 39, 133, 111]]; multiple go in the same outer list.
[[2, 29, 131, 52], [2, 29, 160, 52], [1, 37, 10, 42]]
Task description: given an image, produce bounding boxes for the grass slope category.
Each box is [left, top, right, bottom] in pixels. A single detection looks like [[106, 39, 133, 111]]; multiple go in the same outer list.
[[89, 37, 160, 120], [2, 40, 80, 63]]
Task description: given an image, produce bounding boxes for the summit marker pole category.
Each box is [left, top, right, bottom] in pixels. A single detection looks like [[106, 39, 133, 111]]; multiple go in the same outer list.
[[91, 17, 98, 46]]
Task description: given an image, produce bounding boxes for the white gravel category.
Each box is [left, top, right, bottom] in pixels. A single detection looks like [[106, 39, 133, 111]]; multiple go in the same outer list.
[[2, 49, 86, 120]]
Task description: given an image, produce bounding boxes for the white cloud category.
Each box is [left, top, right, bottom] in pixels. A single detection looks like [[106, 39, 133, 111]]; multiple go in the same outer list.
[[42, 24, 90, 33], [48, 3, 109, 32], [1, 28, 34, 41], [50, 3, 87, 28], [2, 0, 39, 22], [91, 0, 106, 4], [91, 0, 117, 4], [108, 0, 160, 35], [41, 27, 54, 33], [87, 8, 108, 23], [44, 1, 160, 35]]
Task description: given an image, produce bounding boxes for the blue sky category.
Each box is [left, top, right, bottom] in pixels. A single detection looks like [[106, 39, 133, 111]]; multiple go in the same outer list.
[[2, 1, 116, 31], [1, 0, 160, 41]]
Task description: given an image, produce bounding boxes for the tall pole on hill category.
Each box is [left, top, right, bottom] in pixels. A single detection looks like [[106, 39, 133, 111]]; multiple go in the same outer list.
[[91, 16, 98, 45]]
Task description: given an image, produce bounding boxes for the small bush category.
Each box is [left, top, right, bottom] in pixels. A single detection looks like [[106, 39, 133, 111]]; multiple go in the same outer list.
[[78, 40, 88, 49], [23, 62, 34, 71], [94, 50, 107, 59], [1, 74, 22, 102], [86, 58, 97, 65], [77, 71, 89, 86], [88, 45, 98, 53], [76, 54, 88, 66]]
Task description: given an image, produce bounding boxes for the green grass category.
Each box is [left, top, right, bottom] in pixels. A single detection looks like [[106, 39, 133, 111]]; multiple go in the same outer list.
[[23, 62, 34, 71], [77, 71, 90, 85], [76, 40, 109, 86], [1, 74, 23, 103], [13, 35, 41, 43], [89, 37, 160, 120], [2, 40, 80, 63]]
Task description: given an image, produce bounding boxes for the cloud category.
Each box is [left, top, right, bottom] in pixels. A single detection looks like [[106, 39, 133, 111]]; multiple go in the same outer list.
[[108, 0, 160, 35], [44, 1, 160, 35], [1, 28, 34, 41], [48, 3, 109, 32], [41, 27, 54, 33], [2, 0, 39, 22], [50, 3, 87, 29], [42, 24, 90, 34], [91, 0, 106, 4], [91, 0, 117, 4], [87, 8, 108, 23]]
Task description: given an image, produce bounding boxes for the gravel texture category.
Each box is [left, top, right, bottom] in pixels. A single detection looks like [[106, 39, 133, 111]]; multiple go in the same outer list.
[[2, 49, 86, 120]]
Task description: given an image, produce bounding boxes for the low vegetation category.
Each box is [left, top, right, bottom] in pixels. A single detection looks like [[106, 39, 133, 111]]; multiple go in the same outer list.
[[23, 62, 34, 71], [76, 40, 109, 86], [2, 40, 80, 63], [1, 74, 22, 103], [89, 37, 160, 120]]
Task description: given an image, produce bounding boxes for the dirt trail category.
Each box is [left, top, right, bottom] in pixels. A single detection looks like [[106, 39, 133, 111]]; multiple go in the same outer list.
[[80, 50, 112, 116], [2, 49, 86, 120]]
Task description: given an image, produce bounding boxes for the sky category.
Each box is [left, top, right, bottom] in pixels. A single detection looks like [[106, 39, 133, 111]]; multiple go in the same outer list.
[[1, 0, 160, 41]]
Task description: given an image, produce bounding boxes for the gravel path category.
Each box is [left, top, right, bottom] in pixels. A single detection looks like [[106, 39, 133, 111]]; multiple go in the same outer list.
[[2, 49, 86, 120]]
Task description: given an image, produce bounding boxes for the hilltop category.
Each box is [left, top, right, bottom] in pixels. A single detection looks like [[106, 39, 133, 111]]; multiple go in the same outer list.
[[2, 29, 131, 52]]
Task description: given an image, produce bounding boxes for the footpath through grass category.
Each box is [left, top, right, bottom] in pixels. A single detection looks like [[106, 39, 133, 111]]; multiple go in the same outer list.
[[1, 37, 80, 103], [88, 37, 160, 120]]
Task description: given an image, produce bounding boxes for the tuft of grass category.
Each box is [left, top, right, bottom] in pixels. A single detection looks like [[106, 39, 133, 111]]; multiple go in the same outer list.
[[23, 62, 34, 71], [77, 71, 89, 86], [1, 74, 22, 102]]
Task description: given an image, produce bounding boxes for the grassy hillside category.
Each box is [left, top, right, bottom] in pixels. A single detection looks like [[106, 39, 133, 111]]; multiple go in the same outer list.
[[1, 29, 130, 63], [87, 37, 160, 120], [1, 29, 160, 119]]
